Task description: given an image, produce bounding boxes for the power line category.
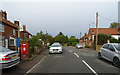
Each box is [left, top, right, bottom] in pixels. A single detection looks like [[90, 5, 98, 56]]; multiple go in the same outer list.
[[98, 15, 117, 22]]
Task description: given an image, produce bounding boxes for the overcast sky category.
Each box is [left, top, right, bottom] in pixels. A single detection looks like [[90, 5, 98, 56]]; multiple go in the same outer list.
[[1, 1, 119, 38]]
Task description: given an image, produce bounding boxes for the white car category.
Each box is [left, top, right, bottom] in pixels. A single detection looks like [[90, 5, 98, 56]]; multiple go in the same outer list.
[[49, 43, 63, 54], [98, 43, 120, 67], [0, 47, 20, 69], [75, 44, 83, 49]]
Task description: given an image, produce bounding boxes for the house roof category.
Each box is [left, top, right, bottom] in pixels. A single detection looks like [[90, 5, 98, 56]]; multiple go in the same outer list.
[[0, 18, 19, 29], [81, 28, 119, 40], [20, 31, 32, 36], [88, 28, 118, 35]]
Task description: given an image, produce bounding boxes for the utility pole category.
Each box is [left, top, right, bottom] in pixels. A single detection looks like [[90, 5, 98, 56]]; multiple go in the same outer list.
[[80, 32, 81, 39], [96, 12, 98, 50]]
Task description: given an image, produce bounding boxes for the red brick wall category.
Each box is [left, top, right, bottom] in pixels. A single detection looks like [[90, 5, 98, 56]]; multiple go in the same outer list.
[[2, 24, 18, 39], [20, 31, 29, 39], [20, 32, 24, 39], [2, 24, 18, 50]]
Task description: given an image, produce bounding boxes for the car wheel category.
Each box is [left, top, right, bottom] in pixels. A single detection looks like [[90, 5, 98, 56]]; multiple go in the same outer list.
[[113, 58, 120, 67], [98, 52, 102, 60]]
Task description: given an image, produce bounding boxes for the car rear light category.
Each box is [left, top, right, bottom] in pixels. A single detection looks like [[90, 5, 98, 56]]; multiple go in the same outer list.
[[2, 55, 11, 61]]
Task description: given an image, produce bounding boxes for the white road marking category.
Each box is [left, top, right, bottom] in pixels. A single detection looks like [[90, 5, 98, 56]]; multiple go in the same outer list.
[[25, 56, 47, 74], [74, 53, 79, 58], [82, 60, 98, 75]]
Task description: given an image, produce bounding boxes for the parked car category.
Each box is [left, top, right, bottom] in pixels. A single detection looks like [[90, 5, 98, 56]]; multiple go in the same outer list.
[[49, 42, 63, 54], [98, 43, 120, 67], [75, 44, 83, 49], [0, 47, 20, 69], [51, 42, 61, 46]]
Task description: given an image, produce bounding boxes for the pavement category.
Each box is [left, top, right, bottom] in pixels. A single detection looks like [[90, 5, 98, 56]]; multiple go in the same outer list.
[[2, 49, 48, 75]]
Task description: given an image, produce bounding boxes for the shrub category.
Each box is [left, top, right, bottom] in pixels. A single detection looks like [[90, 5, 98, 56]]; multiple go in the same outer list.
[[85, 45, 91, 48]]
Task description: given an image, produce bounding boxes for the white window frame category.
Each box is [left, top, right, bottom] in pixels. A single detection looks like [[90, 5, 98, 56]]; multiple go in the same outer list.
[[9, 37, 16, 46], [0, 36, 4, 46], [0, 22, 4, 32]]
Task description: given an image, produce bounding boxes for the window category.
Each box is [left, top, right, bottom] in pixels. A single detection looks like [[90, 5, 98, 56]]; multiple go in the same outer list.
[[108, 45, 115, 51], [0, 22, 4, 32], [13, 29, 16, 35], [114, 44, 120, 51], [0, 36, 4, 46], [9, 39, 14, 46], [103, 44, 108, 49], [24, 33, 28, 38], [92, 30, 94, 34]]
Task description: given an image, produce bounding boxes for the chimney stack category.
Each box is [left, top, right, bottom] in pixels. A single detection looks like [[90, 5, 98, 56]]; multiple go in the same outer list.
[[23, 25, 26, 31], [2, 11, 7, 19], [14, 21, 19, 26]]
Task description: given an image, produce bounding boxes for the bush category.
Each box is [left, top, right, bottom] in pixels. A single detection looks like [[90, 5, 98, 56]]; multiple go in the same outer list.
[[110, 38, 120, 43], [97, 34, 110, 45], [85, 45, 91, 48], [94, 34, 111, 45]]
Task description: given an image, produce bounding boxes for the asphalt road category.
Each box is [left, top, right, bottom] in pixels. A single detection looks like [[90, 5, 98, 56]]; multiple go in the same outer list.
[[26, 47, 120, 75]]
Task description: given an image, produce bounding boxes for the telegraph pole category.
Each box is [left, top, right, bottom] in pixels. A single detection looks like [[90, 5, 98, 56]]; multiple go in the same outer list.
[[80, 32, 81, 39], [96, 12, 98, 50]]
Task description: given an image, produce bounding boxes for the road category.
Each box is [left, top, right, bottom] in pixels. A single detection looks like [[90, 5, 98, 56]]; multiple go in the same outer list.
[[26, 47, 120, 75]]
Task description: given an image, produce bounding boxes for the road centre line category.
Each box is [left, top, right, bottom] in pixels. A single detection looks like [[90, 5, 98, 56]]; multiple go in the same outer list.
[[25, 56, 47, 74], [74, 53, 79, 58], [82, 60, 98, 75]]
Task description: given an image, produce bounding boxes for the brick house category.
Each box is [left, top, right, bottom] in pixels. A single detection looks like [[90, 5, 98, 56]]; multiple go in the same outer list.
[[80, 28, 120, 46], [20, 25, 32, 40], [0, 10, 19, 50]]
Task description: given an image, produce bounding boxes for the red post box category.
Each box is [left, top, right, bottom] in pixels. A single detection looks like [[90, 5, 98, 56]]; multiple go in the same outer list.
[[21, 42, 30, 60], [21, 43, 28, 55]]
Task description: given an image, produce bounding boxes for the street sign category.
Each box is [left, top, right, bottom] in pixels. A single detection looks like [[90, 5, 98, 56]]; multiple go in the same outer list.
[[16, 38, 20, 47]]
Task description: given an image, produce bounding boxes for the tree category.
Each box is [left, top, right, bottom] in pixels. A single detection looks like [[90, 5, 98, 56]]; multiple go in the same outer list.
[[29, 36, 41, 52], [94, 34, 111, 45], [64, 36, 69, 43], [110, 22, 120, 28], [54, 35, 64, 44], [36, 31, 55, 44], [68, 36, 78, 46], [57, 32, 64, 36], [54, 32, 65, 44]]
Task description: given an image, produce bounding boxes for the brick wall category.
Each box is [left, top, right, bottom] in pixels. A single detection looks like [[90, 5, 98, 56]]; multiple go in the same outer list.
[[2, 24, 18, 38]]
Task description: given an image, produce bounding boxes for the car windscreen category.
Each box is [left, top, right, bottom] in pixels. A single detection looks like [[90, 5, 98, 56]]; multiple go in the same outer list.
[[77, 44, 81, 46], [0, 47, 11, 52], [51, 45, 60, 47], [114, 44, 120, 51]]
